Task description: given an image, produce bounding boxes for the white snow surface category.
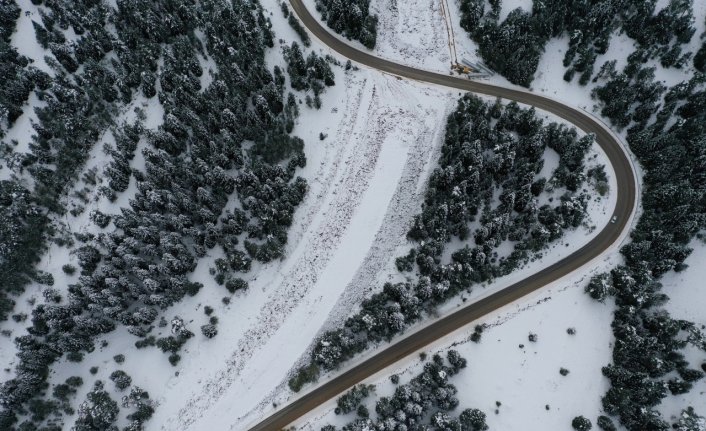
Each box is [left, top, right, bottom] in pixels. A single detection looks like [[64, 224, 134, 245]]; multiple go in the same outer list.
[[3, 1, 461, 428], [10, 3, 54, 74], [362, 0, 706, 136], [296, 255, 621, 430], [369, 0, 452, 71], [198, 4, 618, 428], [0, 96, 165, 381], [0, 91, 45, 181], [288, 0, 706, 429], [297, 238, 706, 431], [0, 2, 52, 180], [490, 2, 706, 125], [4, 2, 618, 430]]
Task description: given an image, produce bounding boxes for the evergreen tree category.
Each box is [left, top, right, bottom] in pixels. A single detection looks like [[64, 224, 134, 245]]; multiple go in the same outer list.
[[74, 381, 119, 431]]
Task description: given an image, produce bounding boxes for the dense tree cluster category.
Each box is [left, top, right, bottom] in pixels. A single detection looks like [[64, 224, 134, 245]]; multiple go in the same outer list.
[[572, 415, 593, 431], [283, 42, 335, 110], [458, 0, 698, 87], [695, 15, 706, 72], [583, 44, 706, 431], [0, 0, 139, 326], [672, 407, 705, 431], [324, 351, 487, 431], [461, 5, 545, 87], [201, 322, 218, 338], [314, 0, 377, 48], [335, 384, 374, 415], [290, 95, 596, 391], [0, 181, 47, 321], [621, 0, 695, 68], [73, 381, 119, 431], [0, 1, 49, 135], [109, 370, 132, 391], [281, 2, 311, 47], [104, 123, 142, 194], [455, 4, 706, 423], [0, 2, 53, 322], [591, 55, 667, 131], [0, 0, 324, 428], [25, 0, 128, 210]]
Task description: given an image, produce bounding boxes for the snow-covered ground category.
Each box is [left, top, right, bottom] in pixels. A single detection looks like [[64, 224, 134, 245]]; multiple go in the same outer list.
[[0, 91, 44, 182], [298, 238, 706, 431], [296, 253, 621, 430], [365, 0, 489, 74], [283, 135, 619, 431], [0, 89, 166, 378], [277, 1, 705, 430], [497, 0, 533, 22], [369, 0, 452, 71], [433, 140, 617, 318], [10, 2, 53, 74], [361, 0, 706, 130], [199, 3, 619, 428], [488, 1, 706, 120], [0, 2, 50, 181], [4, 2, 620, 430]]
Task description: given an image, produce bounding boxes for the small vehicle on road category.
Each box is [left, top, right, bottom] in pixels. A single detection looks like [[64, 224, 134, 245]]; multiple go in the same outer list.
[[610, 215, 618, 224]]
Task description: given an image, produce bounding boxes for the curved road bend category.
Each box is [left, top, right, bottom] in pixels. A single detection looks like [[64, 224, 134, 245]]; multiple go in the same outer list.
[[250, 3, 637, 430]]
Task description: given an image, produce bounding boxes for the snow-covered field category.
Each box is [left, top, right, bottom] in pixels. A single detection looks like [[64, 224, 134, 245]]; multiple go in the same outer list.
[[366, 0, 487, 73], [0, 3, 46, 181], [296, 238, 706, 430], [370, 0, 452, 71], [296, 253, 621, 430], [197, 2, 621, 429], [1, 8, 452, 431], [363, 0, 706, 129], [485, 0, 706, 119], [3, 1, 618, 430]]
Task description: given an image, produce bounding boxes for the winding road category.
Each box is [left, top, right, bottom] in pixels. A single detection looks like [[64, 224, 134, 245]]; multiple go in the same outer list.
[[249, 2, 638, 429]]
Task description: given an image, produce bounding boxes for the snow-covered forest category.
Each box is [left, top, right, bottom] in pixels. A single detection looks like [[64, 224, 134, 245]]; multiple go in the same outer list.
[[452, 1, 706, 430], [295, 0, 706, 430], [0, 0, 705, 430], [0, 0, 336, 428], [289, 95, 607, 393]]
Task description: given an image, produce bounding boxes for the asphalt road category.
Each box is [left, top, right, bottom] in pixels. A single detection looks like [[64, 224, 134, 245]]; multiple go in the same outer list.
[[249, 3, 637, 430]]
